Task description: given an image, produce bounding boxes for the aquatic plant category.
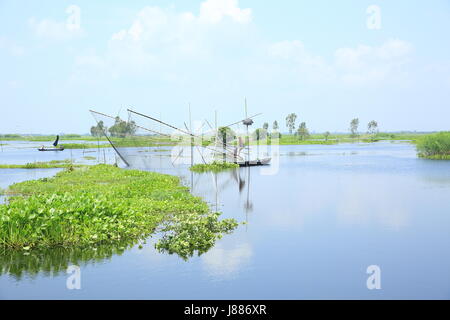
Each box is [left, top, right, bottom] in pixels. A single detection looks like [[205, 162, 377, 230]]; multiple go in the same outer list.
[[0, 165, 238, 253], [0, 160, 80, 169], [190, 161, 239, 173], [416, 132, 450, 160], [155, 212, 238, 260]]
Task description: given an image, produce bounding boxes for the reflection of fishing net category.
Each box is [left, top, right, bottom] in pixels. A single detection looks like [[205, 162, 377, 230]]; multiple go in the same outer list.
[[89, 110, 236, 169]]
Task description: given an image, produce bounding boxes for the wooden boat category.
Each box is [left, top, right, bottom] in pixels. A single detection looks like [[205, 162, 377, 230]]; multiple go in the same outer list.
[[235, 157, 271, 167], [38, 146, 64, 152], [37, 135, 64, 151]]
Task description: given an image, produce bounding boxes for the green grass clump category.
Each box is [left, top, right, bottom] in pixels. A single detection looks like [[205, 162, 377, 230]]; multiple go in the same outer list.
[[62, 143, 106, 149], [156, 212, 238, 261], [0, 165, 238, 254], [0, 160, 80, 169], [416, 132, 450, 160], [190, 161, 240, 173]]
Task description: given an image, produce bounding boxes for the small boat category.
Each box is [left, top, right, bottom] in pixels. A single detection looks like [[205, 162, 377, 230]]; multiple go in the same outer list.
[[38, 146, 65, 152], [37, 135, 64, 151], [235, 157, 271, 167]]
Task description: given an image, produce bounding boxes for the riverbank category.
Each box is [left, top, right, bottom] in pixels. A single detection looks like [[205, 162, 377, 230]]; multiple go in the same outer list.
[[0, 164, 238, 255]]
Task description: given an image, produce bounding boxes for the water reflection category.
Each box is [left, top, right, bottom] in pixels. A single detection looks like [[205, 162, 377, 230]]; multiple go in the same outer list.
[[3, 142, 450, 298], [0, 240, 136, 280], [202, 242, 252, 278]]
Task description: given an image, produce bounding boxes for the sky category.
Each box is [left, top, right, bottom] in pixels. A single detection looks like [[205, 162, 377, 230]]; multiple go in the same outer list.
[[1, 0, 450, 134]]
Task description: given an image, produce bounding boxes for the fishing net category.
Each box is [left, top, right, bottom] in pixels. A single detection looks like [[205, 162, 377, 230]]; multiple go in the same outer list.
[[89, 109, 232, 170]]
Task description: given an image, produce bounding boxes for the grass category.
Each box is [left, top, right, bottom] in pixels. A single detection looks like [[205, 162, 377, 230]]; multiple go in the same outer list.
[[416, 132, 450, 160], [0, 134, 178, 146], [0, 134, 85, 142], [190, 161, 240, 173], [62, 143, 105, 149], [1, 132, 429, 150], [0, 165, 238, 258], [246, 132, 428, 146], [0, 160, 81, 169]]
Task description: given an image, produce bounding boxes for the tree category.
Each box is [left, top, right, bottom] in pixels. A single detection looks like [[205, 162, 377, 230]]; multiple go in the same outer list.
[[90, 121, 106, 137], [367, 120, 379, 135], [271, 120, 280, 139], [324, 131, 330, 141], [217, 127, 236, 145], [252, 128, 268, 141], [286, 113, 297, 134], [273, 120, 279, 131], [350, 118, 359, 138], [109, 117, 137, 137], [263, 122, 269, 131], [297, 122, 310, 140]]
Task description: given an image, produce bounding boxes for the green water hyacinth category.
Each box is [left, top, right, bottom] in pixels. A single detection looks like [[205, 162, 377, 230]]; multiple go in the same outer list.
[[190, 161, 239, 173], [0, 165, 238, 255], [156, 212, 238, 261]]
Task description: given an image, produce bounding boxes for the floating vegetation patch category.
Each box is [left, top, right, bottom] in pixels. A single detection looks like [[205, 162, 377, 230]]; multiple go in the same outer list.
[[190, 161, 240, 173], [62, 143, 107, 149], [0, 165, 238, 259], [0, 160, 81, 169], [155, 212, 238, 261], [83, 156, 96, 160]]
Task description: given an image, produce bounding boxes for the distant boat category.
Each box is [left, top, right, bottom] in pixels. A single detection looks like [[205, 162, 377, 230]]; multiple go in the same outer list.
[[38, 135, 64, 151], [235, 157, 271, 167], [38, 146, 64, 152]]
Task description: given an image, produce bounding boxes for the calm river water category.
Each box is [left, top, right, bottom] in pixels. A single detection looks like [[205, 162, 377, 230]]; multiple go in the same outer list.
[[1, 141, 450, 299]]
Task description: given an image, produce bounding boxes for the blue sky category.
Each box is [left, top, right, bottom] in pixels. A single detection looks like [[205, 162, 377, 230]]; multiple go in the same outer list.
[[1, 0, 450, 134]]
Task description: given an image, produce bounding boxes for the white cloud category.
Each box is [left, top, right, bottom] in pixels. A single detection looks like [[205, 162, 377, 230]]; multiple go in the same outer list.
[[76, 0, 253, 79], [199, 0, 252, 23], [72, 0, 412, 89], [334, 39, 412, 85], [268, 40, 335, 83], [268, 38, 413, 86], [202, 242, 252, 277]]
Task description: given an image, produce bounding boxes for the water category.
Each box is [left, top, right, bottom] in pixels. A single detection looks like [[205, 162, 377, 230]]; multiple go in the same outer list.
[[2, 141, 450, 299]]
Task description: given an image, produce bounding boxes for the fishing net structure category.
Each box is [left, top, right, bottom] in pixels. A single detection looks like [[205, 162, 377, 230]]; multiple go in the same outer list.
[[89, 109, 243, 170]]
